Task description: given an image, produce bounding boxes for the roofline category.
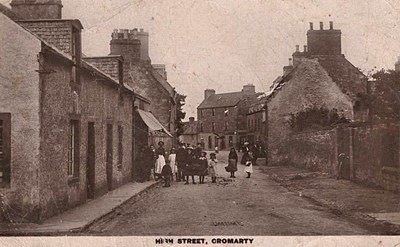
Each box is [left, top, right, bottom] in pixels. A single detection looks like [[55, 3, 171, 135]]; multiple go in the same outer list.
[[17, 19, 84, 30], [83, 55, 124, 61]]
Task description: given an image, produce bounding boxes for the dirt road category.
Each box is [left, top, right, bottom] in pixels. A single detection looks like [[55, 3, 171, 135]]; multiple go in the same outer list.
[[84, 151, 373, 235]]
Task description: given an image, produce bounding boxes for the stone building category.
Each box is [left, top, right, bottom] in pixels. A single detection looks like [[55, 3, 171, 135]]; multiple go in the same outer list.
[[246, 95, 267, 145], [108, 29, 178, 151], [266, 21, 368, 165], [197, 85, 263, 150], [0, 0, 170, 223], [179, 117, 199, 147]]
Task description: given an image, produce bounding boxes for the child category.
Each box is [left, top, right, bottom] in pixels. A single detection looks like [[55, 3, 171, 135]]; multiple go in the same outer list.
[[198, 151, 208, 184], [168, 148, 178, 181], [161, 161, 173, 187], [244, 151, 253, 178], [208, 153, 218, 183]]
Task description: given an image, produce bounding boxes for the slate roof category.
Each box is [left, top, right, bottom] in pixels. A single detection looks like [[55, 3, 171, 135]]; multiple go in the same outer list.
[[197, 92, 243, 109], [182, 120, 198, 135], [0, 3, 19, 20]]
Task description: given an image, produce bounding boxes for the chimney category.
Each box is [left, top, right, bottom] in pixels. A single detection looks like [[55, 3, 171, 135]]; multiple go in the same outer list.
[[204, 89, 215, 99], [137, 29, 151, 63], [10, 0, 63, 20], [283, 58, 293, 75], [295, 45, 300, 52], [303, 45, 307, 52], [110, 29, 141, 63], [307, 21, 342, 55], [320, 22, 324, 30], [189, 117, 195, 123], [289, 58, 293, 66], [242, 84, 256, 95], [309, 22, 313, 30]]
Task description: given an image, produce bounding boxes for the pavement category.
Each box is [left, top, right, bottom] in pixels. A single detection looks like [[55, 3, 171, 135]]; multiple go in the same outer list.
[[260, 165, 400, 234], [0, 180, 159, 235]]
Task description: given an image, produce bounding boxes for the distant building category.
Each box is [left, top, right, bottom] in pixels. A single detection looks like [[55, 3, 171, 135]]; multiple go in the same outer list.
[[267, 21, 368, 165], [246, 95, 267, 145], [179, 117, 199, 147], [197, 85, 262, 150], [395, 56, 400, 71]]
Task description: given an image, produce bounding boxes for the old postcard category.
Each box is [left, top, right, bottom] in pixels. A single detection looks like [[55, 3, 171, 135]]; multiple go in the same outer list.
[[1, 0, 400, 246]]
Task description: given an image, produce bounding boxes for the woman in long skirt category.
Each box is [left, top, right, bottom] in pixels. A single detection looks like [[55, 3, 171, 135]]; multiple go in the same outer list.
[[168, 148, 178, 181], [226, 148, 238, 178], [184, 148, 196, 184], [155, 141, 166, 180]]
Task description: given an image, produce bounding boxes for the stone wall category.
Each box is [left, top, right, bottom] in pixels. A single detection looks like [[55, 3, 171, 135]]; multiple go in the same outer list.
[[277, 129, 338, 175], [0, 14, 42, 222], [37, 52, 134, 221]]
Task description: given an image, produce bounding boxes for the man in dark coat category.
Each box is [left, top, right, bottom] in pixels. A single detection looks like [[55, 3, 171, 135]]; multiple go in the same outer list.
[[176, 144, 187, 182]]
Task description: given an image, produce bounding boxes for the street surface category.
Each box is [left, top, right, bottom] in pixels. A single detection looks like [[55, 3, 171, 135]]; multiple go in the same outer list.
[[84, 151, 372, 235]]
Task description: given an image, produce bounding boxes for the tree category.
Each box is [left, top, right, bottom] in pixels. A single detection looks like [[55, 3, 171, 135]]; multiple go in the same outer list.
[[288, 106, 350, 132], [175, 93, 187, 137], [369, 69, 400, 122]]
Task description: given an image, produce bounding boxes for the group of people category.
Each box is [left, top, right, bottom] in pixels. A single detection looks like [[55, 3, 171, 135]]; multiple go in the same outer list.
[[137, 142, 255, 187]]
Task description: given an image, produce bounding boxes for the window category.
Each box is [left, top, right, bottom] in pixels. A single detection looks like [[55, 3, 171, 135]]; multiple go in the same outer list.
[[215, 136, 218, 148], [0, 113, 11, 186], [212, 109, 215, 116], [225, 121, 228, 131], [200, 122, 203, 132], [68, 120, 80, 178], [208, 136, 212, 149], [212, 122, 216, 132], [258, 119, 261, 131], [200, 110, 203, 119], [71, 27, 81, 64], [224, 107, 229, 116], [118, 125, 123, 164]]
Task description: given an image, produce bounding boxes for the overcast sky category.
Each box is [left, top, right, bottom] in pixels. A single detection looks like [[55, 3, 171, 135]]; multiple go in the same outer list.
[[3, 0, 400, 118]]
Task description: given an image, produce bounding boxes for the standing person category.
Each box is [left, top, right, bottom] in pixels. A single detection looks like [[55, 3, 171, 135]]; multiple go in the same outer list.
[[226, 148, 238, 178], [184, 148, 196, 185], [161, 160, 173, 187], [208, 153, 218, 183], [198, 151, 208, 184], [241, 142, 250, 164], [136, 146, 146, 182], [168, 148, 178, 181], [176, 144, 187, 182], [194, 143, 203, 158], [244, 151, 254, 178], [154, 141, 166, 181]]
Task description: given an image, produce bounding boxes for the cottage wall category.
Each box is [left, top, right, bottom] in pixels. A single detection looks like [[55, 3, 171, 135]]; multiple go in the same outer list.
[[0, 14, 42, 222], [267, 59, 353, 164], [38, 52, 133, 221]]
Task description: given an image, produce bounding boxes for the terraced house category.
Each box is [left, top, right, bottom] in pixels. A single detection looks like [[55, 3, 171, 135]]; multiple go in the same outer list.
[[0, 0, 176, 223]]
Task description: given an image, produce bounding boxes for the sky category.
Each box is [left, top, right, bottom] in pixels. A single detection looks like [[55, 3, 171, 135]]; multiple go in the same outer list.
[[3, 0, 400, 118]]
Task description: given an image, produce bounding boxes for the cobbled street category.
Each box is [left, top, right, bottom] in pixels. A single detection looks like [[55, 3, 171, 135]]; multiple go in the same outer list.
[[83, 151, 374, 236]]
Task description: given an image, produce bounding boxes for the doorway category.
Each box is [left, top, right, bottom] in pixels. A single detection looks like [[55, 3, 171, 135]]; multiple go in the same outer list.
[[86, 122, 95, 199], [106, 124, 113, 191]]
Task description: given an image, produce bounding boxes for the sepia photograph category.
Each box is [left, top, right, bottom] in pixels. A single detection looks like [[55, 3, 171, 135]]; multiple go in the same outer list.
[[1, 0, 400, 246]]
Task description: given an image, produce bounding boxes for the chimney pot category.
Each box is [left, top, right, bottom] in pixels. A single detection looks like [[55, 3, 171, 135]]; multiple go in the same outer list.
[[309, 22, 313, 30], [320, 22, 324, 30], [329, 21, 333, 30], [140, 28, 144, 32], [289, 58, 293, 66], [295, 45, 299, 52]]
